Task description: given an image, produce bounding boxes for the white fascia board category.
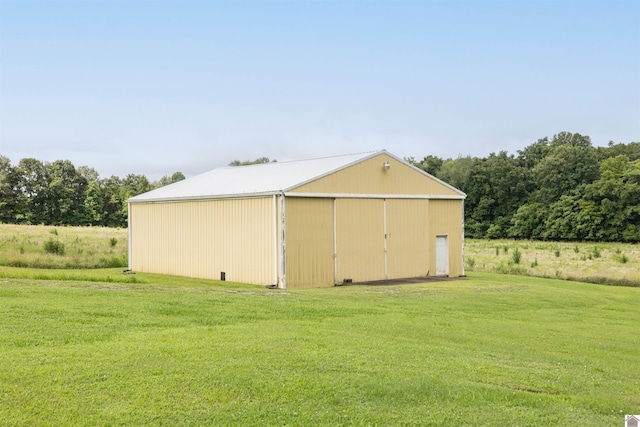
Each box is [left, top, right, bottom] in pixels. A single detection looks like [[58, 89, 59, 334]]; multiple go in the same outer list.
[[127, 191, 279, 204], [282, 150, 383, 193], [381, 150, 468, 198], [284, 192, 465, 200], [282, 149, 467, 198]]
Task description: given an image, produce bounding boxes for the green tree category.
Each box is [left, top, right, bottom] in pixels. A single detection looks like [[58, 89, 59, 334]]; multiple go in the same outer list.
[[517, 137, 552, 169], [596, 141, 640, 162], [509, 202, 548, 240], [43, 160, 88, 226], [550, 131, 593, 148], [437, 156, 475, 191], [228, 157, 275, 166], [84, 180, 106, 226], [15, 158, 48, 224], [122, 174, 153, 199], [531, 143, 599, 205], [463, 152, 532, 238], [77, 166, 100, 182], [534, 156, 640, 242], [543, 192, 583, 240], [0, 156, 19, 223], [156, 171, 186, 188], [171, 171, 185, 182], [406, 155, 444, 176], [102, 176, 128, 228], [579, 156, 640, 241]]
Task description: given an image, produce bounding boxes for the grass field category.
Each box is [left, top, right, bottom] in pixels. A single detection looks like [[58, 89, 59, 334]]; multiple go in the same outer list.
[[1, 271, 638, 426], [2, 224, 638, 287], [0, 224, 128, 269], [466, 239, 640, 286], [1, 225, 638, 425]]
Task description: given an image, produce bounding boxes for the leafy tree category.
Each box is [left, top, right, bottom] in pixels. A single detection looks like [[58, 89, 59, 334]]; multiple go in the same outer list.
[[228, 157, 275, 166], [463, 152, 532, 238], [596, 141, 640, 162], [156, 171, 186, 188], [122, 174, 153, 199], [550, 131, 593, 148], [578, 156, 640, 241], [542, 192, 583, 240], [84, 180, 106, 226], [531, 143, 599, 205], [517, 137, 551, 169], [522, 155, 640, 242], [0, 156, 19, 223], [171, 171, 185, 182], [406, 155, 444, 176], [509, 202, 548, 240], [15, 158, 48, 224], [77, 166, 100, 182], [43, 160, 88, 226], [82, 174, 137, 228], [437, 156, 475, 191]]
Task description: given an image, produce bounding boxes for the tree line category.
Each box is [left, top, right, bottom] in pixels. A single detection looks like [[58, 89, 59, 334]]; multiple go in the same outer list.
[[2, 132, 639, 241], [0, 157, 185, 228], [0, 155, 268, 228], [407, 132, 640, 242]]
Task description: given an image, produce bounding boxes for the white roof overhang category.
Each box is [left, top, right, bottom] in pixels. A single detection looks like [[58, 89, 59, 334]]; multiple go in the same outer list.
[[127, 149, 466, 203]]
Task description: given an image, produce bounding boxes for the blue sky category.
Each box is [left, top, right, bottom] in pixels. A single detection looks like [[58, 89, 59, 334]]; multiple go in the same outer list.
[[1, 0, 638, 180]]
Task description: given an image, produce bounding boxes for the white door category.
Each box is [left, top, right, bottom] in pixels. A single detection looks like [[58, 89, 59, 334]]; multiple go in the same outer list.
[[435, 235, 448, 276]]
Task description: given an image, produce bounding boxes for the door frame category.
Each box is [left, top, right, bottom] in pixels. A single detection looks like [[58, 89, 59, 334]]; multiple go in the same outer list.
[[435, 234, 449, 276]]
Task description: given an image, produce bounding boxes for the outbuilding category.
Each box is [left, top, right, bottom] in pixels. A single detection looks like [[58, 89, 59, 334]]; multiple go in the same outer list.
[[127, 150, 466, 288]]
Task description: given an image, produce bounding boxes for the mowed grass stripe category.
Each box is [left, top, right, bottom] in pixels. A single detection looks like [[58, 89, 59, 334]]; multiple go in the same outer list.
[[0, 272, 638, 426]]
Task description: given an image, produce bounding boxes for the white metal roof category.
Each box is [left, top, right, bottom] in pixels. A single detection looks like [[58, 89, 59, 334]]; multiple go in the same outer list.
[[128, 150, 381, 202], [128, 149, 466, 203]]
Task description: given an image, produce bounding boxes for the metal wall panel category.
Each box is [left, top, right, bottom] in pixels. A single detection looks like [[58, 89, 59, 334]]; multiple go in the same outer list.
[[291, 153, 462, 197], [129, 198, 275, 284], [428, 200, 464, 277], [335, 198, 386, 283], [386, 199, 430, 279], [284, 198, 335, 288]]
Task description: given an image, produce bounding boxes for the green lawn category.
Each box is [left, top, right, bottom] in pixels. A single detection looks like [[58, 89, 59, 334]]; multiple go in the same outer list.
[[0, 272, 638, 426]]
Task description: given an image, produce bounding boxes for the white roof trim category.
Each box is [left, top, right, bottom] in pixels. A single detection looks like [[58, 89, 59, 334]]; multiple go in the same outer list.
[[285, 192, 465, 200], [128, 192, 278, 204], [128, 151, 378, 203], [280, 150, 383, 192], [382, 150, 467, 197], [127, 149, 466, 203]]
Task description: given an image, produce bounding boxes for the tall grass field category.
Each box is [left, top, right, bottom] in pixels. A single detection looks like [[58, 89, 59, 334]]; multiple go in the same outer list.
[[0, 224, 127, 269], [0, 225, 638, 425], [466, 238, 640, 287]]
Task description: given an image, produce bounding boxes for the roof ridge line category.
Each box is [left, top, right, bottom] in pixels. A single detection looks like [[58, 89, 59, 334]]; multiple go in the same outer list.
[[221, 150, 380, 168]]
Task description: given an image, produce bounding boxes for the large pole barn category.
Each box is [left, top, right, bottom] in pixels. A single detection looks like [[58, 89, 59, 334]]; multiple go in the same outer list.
[[127, 150, 466, 289]]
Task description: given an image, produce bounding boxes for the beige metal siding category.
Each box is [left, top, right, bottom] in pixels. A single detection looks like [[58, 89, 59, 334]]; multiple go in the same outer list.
[[386, 199, 430, 279], [335, 198, 385, 282], [428, 200, 464, 277], [130, 198, 275, 284], [290, 153, 461, 197], [285, 198, 334, 288]]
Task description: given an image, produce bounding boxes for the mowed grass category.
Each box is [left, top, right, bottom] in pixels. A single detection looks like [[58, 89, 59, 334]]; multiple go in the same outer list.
[[0, 224, 128, 269], [1, 273, 638, 426], [466, 239, 640, 286]]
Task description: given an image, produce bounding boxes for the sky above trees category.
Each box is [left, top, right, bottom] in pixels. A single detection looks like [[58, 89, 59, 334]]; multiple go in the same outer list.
[[1, 0, 638, 180]]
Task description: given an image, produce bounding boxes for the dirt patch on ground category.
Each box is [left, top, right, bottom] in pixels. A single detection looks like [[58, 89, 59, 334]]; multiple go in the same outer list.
[[344, 276, 466, 286]]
